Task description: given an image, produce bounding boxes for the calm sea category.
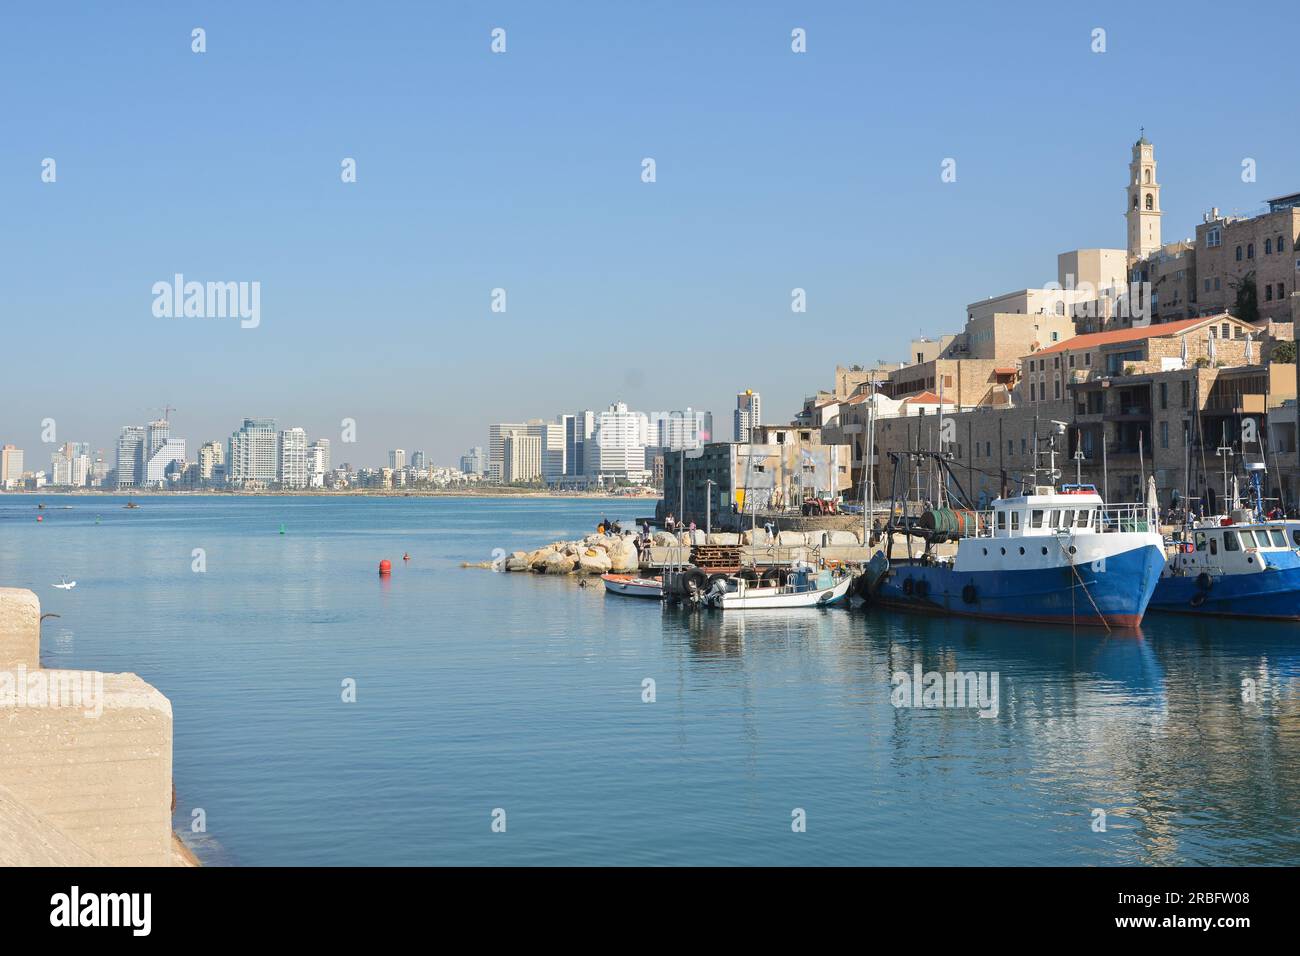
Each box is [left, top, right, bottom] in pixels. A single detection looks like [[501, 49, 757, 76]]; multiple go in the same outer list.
[[1, 494, 1297, 866]]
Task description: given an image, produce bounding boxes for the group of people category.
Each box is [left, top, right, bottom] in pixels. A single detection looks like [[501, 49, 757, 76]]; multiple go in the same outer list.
[[595, 517, 623, 536]]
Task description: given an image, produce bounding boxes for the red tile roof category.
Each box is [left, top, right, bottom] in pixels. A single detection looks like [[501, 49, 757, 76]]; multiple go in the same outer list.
[[901, 390, 956, 405], [1033, 315, 1230, 355]]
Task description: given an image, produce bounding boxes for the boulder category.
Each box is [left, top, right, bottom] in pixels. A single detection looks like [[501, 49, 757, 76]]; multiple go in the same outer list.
[[778, 531, 808, 547], [504, 551, 530, 572], [543, 552, 576, 575], [706, 533, 740, 546], [829, 530, 862, 546], [528, 547, 556, 571], [609, 538, 641, 572], [652, 532, 677, 547], [577, 551, 612, 575]]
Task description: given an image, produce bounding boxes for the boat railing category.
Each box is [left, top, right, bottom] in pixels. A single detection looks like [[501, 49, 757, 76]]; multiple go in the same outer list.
[[962, 502, 1158, 538]]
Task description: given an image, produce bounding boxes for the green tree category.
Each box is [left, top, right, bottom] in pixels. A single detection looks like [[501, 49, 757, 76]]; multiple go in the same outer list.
[[1272, 340, 1297, 364], [1230, 270, 1259, 324]]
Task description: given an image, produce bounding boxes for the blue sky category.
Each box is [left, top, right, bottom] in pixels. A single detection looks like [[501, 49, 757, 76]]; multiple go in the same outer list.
[[2, 1, 1295, 467]]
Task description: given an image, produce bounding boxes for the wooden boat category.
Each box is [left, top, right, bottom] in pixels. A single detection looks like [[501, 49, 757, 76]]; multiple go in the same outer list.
[[601, 574, 663, 599], [703, 566, 853, 610]]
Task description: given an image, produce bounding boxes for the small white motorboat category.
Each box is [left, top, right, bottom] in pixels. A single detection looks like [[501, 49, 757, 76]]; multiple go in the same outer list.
[[52, 576, 76, 590], [703, 565, 853, 610], [601, 574, 663, 599]]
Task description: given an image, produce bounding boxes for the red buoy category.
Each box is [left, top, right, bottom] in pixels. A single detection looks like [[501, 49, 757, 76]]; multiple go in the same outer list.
[[379, 559, 392, 575], [36, 515, 43, 522]]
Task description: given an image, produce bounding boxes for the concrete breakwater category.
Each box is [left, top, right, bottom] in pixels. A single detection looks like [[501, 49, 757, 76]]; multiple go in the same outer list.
[[0, 587, 193, 866], [497, 528, 871, 576]]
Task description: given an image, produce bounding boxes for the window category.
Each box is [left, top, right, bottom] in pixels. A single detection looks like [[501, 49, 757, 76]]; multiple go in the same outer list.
[[1068, 354, 1075, 368], [1271, 529, 1286, 547], [1215, 278, 1221, 291], [1160, 421, 1169, 448], [1224, 531, 1240, 552], [1084, 353, 1091, 366], [1209, 536, 1218, 556], [1266, 239, 1273, 254], [1206, 227, 1221, 247], [1054, 380, 1061, 399], [1076, 510, 1091, 528], [1053, 356, 1060, 369], [1278, 236, 1286, 252], [1195, 531, 1207, 552], [1221, 322, 1230, 339], [1021, 439, 1027, 454], [1062, 509, 1075, 528], [1145, 193, 1154, 210], [1236, 245, 1243, 261], [1159, 382, 1167, 409], [1267, 285, 1273, 301], [1181, 380, 1190, 406], [1010, 511, 1020, 531], [1008, 439, 1013, 454], [1030, 509, 1044, 528], [986, 441, 991, 457], [996, 510, 1006, 530], [1204, 278, 1212, 292], [1279, 283, 1286, 298], [1047, 509, 1060, 528], [1247, 243, 1255, 259]]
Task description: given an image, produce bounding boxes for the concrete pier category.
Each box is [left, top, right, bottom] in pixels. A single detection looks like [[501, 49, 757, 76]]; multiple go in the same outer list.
[[0, 586, 190, 867]]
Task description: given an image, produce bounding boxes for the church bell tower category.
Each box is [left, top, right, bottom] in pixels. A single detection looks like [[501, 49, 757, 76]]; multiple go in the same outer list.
[[1126, 131, 1162, 265]]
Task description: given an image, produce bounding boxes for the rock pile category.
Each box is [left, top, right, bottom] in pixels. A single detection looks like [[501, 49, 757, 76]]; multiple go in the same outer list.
[[501, 533, 642, 576]]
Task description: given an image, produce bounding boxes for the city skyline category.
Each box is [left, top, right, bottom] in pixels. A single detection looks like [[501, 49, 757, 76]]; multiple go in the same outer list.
[[4, 3, 1297, 464]]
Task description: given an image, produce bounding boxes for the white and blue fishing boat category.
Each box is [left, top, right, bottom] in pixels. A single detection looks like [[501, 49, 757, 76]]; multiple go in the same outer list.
[[1150, 463, 1300, 619], [871, 440, 1164, 628]]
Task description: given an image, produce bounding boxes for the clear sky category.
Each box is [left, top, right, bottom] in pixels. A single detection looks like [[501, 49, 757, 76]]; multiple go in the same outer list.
[[2, 1, 1295, 467]]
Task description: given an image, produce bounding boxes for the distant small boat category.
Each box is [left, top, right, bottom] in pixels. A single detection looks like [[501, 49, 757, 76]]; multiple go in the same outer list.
[[124, 501, 139, 509], [52, 576, 76, 590], [601, 574, 663, 599]]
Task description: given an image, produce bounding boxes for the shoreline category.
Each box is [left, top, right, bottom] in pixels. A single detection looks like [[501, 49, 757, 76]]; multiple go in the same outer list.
[[0, 488, 655, 502]]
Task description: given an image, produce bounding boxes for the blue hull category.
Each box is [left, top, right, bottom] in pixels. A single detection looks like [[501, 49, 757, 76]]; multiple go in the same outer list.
[[875, 544, 1165, 627], [1149, 561, 1300, 620]]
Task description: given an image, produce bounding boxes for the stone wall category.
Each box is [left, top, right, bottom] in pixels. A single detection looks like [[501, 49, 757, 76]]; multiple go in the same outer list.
[[0, 586, 181, 867]]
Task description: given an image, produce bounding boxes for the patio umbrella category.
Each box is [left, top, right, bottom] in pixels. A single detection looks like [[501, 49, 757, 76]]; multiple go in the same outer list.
[[1207, 331, 1217, 364], [1146, 474, 1159, 517], [1180, 334, 1189, 366], [1245, 332, 1255, 364]]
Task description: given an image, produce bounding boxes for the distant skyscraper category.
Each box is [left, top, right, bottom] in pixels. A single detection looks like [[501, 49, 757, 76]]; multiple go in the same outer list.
[[410, 450, 427, 471], [487, 423, 526, 482], [279, 428, 308, 488], [227, 418, 279, 485], [115, 426, 145, 488], [308, 439, 330, 488], [734, 390, 761, 442], [141, 419, 185, 487], [502, 431, 542, 483], [389, 449, 406, 471], [198, 441, 224, 482], [524, 421, 565, 484], [564, 411, 595, 477], [0, 445, 22, 488], [587, 402, 650, 484], [459, 447, 485, 476]]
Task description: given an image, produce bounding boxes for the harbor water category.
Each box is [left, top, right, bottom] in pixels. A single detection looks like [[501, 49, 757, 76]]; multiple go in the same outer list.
[[2, 494, 1298, 866]]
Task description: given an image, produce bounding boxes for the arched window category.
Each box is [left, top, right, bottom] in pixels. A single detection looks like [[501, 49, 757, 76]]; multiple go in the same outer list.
[[1247, 243, 1254, 259], [1236, 246, 1243, 261], [1265, 239, 1273, 254], [1132, 195, 1139, 210], [1143, 170, 1151, 184], [1279, 236, 1286, 252], [1144, 193, 1154, 210]]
